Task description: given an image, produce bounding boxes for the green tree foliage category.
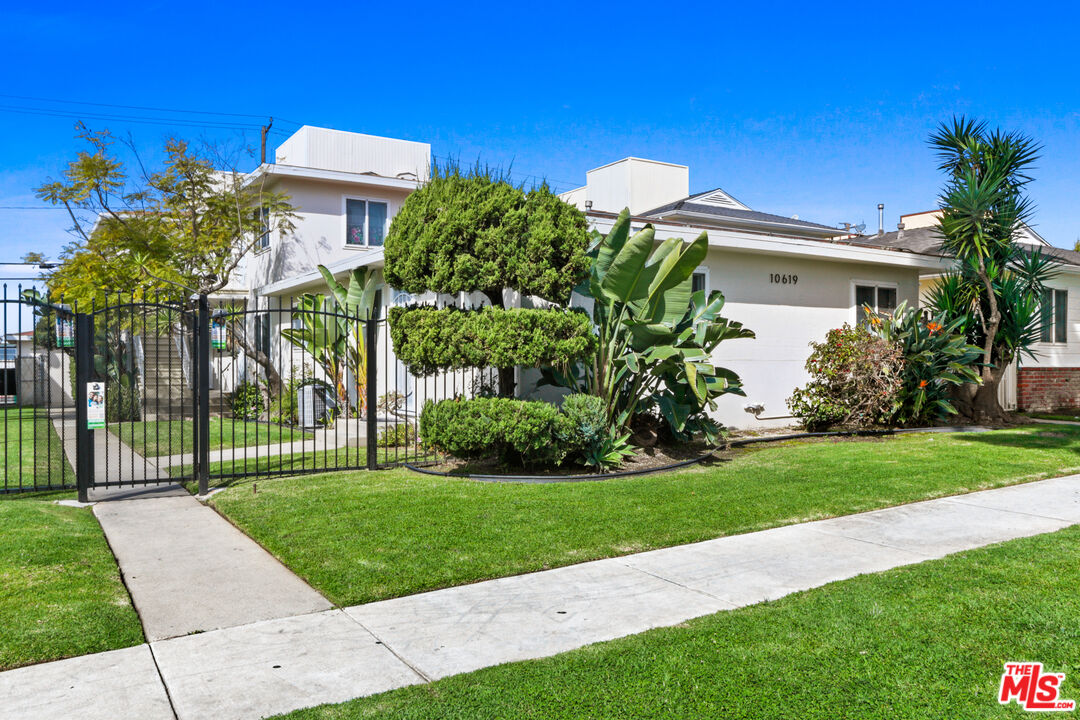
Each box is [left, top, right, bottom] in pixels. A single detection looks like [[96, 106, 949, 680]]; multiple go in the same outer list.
[[384, 162, 591, 398], [384, 164, 589, 304], [37, 124, 298, 393], [387, 305, 596, 375], [926, 117, 1058, 421]]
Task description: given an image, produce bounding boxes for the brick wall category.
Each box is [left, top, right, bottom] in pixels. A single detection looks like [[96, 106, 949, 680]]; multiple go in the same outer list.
[[1017, 368, 1080, 411]]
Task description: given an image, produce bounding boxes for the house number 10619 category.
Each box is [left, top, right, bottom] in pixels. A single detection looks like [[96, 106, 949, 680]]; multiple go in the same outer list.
[[769, 273, 798, 285]]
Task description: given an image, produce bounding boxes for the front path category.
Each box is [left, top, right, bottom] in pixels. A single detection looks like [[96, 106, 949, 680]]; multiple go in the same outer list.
[[4, 473, 1079, 719], [92, 484, 332, 642]]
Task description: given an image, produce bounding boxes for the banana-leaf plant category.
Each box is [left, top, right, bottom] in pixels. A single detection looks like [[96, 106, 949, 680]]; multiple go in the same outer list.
[[543, 209, 754, 444], [280, 265, 379, 417]]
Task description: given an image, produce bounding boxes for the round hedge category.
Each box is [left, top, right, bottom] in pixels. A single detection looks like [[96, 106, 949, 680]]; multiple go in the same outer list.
[[383, 167, 589, 304], [388, 305, 596, 375]]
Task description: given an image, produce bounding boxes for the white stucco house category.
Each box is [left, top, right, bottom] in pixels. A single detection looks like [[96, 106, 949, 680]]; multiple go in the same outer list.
[[225, 125, 973, 428]]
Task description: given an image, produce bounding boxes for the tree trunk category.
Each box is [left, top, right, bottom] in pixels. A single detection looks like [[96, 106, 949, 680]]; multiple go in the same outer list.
[[231, 333, 283, 397], [955, 364, 1009, 423]]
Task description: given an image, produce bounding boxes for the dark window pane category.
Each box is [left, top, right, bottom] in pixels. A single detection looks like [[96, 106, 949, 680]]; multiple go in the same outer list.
[[1041, 289, 1053, 343], [1056, 289, 1068, 344], [346, 199, 366, 245], [877, 287, 897, 313], [855, 285, 875, 324], [368, 202, 387, 246], [692, 272, 706, 294]]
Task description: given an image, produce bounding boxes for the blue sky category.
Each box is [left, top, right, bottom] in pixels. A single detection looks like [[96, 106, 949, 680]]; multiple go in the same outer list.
[[2, 0, 1080, 264]]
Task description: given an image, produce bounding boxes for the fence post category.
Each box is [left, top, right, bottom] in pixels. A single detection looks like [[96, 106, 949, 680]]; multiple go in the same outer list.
[[195, 295, 210, 495], [74, 313, 94, 503], [366, 316, 378, 470]]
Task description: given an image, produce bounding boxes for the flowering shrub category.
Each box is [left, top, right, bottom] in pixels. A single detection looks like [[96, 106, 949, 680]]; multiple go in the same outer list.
[[869, 301, 982, 425], [787, 324, 904, 430]]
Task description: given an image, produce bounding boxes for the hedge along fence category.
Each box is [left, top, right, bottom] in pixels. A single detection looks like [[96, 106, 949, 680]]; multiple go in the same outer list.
[[388, 305, 597, 376], [420, 397, 572, 467]]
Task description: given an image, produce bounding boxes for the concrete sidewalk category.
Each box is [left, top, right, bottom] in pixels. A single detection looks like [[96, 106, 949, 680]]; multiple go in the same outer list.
[[92, 484, 332, 642], [5, 474, 1080, 720]]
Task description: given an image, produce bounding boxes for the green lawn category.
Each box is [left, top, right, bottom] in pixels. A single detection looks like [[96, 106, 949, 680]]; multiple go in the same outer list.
[[0, 408, 74, 492], [110, 418, 311, 457], [276, 524, 1080, 719], [0, 496, 144, 670], [1026, 411, 1080, 422], [206, 424, 1080, 607]]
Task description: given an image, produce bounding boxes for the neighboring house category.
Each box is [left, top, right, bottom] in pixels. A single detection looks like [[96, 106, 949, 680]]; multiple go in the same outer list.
[[859, 210, 1080, 412]]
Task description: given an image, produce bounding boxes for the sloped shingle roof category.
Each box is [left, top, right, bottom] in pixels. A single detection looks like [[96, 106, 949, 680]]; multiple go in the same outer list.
[[642, 190, 843, 234]]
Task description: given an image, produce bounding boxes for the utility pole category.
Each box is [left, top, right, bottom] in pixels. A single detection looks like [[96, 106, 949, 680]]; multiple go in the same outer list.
[[260, 117, 274, 165]]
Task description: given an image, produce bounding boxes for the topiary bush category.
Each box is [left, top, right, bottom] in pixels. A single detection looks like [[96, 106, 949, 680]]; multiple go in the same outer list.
[[388, 305, 596, 376], [419, 397, 573, 467], [787, 324, 904, 431], [231, 381, 264, 420]]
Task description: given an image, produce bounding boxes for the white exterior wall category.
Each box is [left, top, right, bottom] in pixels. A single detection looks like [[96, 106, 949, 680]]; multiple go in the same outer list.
[[564, 158, 689, 214], [274, 126, 430, 181], [702, 248, 921, 429], [248, 177, 413, 292]]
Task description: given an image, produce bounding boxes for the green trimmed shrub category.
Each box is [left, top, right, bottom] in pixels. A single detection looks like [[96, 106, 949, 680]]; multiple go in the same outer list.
[[420, 397, 572, 467], [557, 393, 607, 455], [231, 381, 264, 420], [388, 306, 596, 376], [377, 423, 417, 448], [384, 165, 588, 304]]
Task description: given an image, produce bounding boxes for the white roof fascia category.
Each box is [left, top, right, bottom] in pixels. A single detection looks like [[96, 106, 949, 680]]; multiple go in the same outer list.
[[591, 215, 952, 271], [244, 164, 422, 191], [256, 248, 385, 296]]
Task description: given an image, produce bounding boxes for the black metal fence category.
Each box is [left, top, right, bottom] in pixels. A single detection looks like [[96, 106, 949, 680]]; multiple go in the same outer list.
[[0, 286, 77, 494], [0, 292, 479, 499]]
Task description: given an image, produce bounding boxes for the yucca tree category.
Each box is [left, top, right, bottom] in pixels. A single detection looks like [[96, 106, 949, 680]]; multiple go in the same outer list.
[[927, 117, 1058, 421]]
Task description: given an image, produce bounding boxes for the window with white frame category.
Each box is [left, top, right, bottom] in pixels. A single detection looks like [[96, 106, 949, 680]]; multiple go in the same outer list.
[[252, 207, 271, 250], [346, 198, 388, 247], [692, 270, 708, 295], [854, 283, 897, 325], [1040, 288, 1068, 344]]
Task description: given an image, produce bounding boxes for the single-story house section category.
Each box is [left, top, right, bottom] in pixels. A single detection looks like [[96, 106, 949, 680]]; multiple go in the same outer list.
[[859, 210, 1080, 413], [553, 158, 952, 428]]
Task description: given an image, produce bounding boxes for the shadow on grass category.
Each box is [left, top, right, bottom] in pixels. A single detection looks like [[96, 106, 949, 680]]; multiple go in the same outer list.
[[944, 424, 1080, 453]]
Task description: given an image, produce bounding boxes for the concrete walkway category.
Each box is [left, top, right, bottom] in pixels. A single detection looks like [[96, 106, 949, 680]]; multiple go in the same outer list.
[[53, 418, 168, 485], [92, 484, 332, 642], [5, 474, 1080, 720]]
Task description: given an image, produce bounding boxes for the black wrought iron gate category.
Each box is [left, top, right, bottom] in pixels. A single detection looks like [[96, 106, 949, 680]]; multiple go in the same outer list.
[[61, 293, 439, 502]]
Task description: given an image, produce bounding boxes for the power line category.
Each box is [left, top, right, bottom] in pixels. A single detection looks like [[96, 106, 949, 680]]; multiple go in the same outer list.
[[0, 105, 267, 132], [0, 93, 301, 126]]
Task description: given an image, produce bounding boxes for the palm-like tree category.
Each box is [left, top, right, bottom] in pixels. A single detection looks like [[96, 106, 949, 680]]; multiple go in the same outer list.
[[927, 117, 1057, 421]]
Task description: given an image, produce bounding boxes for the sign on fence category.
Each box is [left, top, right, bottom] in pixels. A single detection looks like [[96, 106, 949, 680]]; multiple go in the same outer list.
[[87, 382, 105, 429]]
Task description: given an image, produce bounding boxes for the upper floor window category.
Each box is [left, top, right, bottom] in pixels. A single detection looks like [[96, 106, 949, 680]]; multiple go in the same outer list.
[[855, 283, 897, 325], [1041, 289, 1068, 344], [346, 199, 388, 247], [254, 207, 270, 250]]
